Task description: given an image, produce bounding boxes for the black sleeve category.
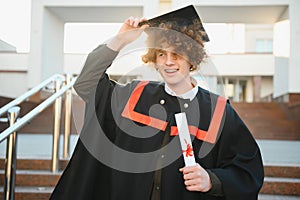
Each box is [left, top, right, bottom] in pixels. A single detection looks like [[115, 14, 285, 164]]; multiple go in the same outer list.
[[206, 169, 224, 196], [210, 103, 264, 200], [73, 44, 119, 102]]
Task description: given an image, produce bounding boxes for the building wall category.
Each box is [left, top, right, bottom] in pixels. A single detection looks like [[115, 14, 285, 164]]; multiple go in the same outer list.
[[246, 77, 254, 102], [0, 53, 28, 71], [0, 72, 28, 98], [27, 1, 282, 101], [0, 51, 275, 100], [0, 40, 17, 52], [261, 76, 273, 98], [245, 24, 273, 53], [0, 53, 28, 98]]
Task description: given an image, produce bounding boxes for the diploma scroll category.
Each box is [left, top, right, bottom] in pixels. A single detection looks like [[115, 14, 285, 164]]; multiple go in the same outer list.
[[175, 112, 196, 167]]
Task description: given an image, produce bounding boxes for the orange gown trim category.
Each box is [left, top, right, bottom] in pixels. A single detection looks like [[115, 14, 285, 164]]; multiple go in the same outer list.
[[121, 81, 227, 144]]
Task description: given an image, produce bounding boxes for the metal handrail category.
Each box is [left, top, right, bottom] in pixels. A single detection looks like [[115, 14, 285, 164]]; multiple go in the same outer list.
[[63, 74, 72, 158], [0, 74, 64, 117], [0, 77, 77, 142], [4, 106, 20, 200], [0, 73, 77, 199]]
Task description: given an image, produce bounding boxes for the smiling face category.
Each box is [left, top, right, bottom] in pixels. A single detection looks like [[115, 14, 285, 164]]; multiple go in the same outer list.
[[155, 46, 193, 95], [141, 22, 207, 94]]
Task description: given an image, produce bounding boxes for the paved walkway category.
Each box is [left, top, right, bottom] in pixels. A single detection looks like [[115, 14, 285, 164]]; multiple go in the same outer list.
[[0, 134, 78, 159], [257, 139, 300, 165]]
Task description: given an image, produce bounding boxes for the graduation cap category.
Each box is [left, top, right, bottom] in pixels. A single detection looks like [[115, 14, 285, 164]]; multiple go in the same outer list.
[[139, 5, 209, 42]]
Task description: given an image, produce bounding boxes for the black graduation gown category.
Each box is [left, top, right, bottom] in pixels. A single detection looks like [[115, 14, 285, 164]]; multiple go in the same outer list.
[[50, 73, 264, 200]]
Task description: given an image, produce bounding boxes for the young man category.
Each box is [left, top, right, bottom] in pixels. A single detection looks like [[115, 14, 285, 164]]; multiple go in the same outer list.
[[51, 5, 264, 200]]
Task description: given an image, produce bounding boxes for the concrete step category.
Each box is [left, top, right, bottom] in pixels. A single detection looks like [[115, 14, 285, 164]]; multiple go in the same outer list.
[[0, 134, 299, 197], [1, 158, 299, 178], [246, 120, 300, 140], [0, 160, 299, 196], [261, 177, 300, 196], [0, 186, 52, 200], [232, 102, 300, 140], [232, 102, 288, 121], [264, 164, 300, 178], [258, 194, 300, 200], [0, 170, 61, 187], [1, 189, 300, 200], [0, 158, 69, 171]]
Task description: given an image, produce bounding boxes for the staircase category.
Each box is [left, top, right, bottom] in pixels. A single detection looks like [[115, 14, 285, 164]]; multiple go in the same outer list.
[[233, 102, 300, 199], [261, 164, 300, 196], [0, 97, 299, 199], [0, 158, 68, 199], [0, 158, 299, 199], [231, 102, 300, 140]]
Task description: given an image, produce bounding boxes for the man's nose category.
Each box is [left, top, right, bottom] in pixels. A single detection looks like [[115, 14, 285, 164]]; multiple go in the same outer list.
[[165, 53, 176, 65]]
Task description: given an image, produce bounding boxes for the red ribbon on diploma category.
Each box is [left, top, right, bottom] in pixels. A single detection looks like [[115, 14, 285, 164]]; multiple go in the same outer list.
[[182, 139, 194, 157]]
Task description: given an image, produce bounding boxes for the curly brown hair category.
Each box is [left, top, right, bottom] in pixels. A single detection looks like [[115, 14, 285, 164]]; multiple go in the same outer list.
[[141, 19, 207, 71]]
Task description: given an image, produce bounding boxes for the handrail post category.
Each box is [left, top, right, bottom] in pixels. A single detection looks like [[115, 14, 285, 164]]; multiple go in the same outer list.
[[4, 106, 20, 200], [51, 78, 62, 172], [63, 74, 73, 158]]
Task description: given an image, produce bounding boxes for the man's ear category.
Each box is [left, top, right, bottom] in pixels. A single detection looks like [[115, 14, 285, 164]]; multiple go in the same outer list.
[[190, 65, 197, 71]]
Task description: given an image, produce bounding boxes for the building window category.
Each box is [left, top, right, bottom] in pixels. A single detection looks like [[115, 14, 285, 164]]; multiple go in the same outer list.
[[256, 39, 273, 53]]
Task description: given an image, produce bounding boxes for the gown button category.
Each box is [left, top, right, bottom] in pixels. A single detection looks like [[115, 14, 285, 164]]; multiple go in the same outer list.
[[160, 99, 165, 105], [183, 103, 189, 108]]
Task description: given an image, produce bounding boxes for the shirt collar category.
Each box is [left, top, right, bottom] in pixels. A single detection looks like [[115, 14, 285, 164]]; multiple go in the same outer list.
[[164, 78, 198, 101]]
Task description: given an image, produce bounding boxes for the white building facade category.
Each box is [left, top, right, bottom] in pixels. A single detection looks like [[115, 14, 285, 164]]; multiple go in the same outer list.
[[0, 0, 299, 103]]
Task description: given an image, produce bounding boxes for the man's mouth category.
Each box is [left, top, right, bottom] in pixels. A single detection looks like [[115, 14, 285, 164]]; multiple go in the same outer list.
[[165, 69, 178, 73]]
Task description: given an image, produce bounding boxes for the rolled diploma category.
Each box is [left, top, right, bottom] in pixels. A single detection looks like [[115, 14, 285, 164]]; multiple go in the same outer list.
[[175, 112, 196, 167]]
